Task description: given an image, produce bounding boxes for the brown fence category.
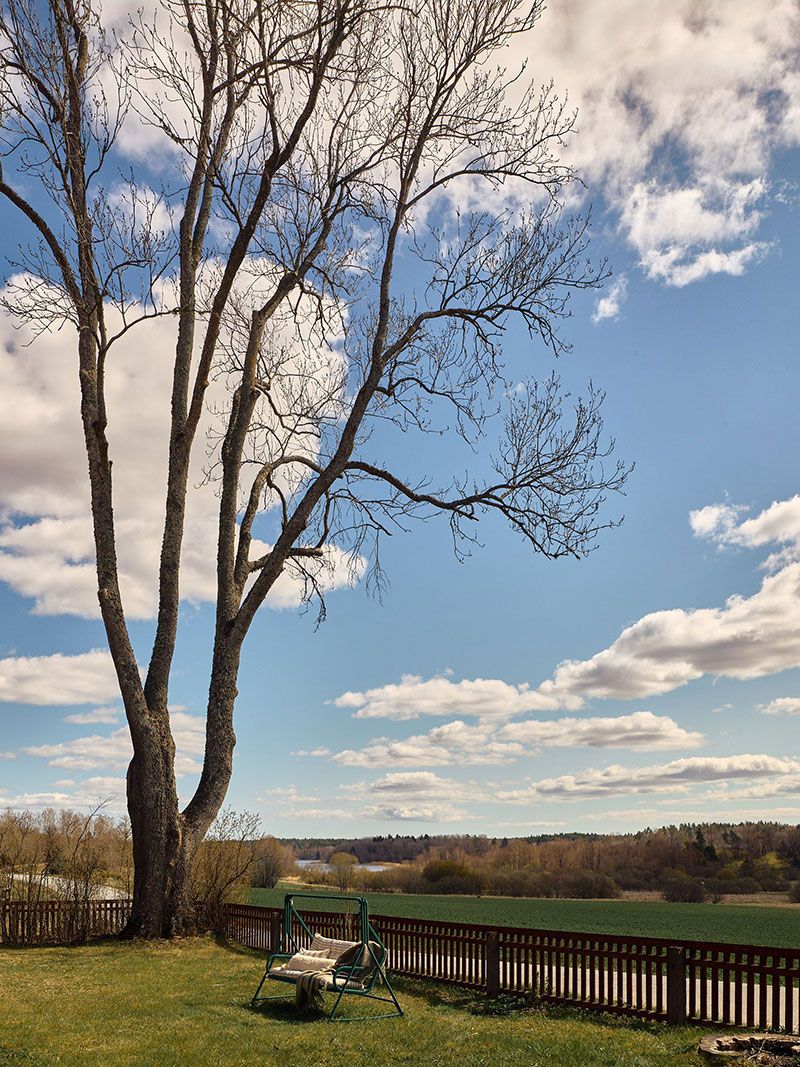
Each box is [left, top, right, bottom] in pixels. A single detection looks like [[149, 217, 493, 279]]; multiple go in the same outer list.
[[222, 903, 800, 1031], [0, 898, 131, 945], [4, 898, 800, 1032]]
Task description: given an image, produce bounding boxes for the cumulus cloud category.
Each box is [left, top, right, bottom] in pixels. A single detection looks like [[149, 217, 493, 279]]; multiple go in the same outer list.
[[541, 565, 800, 702], [87, 3, 797, 293], [496, 754, 800, 803], [274, 771, 481, 822], [759, 697, 800, 716], [330, 711, 702, 768], [0, 650, 119, 706], [592, 275, 628, 323], [64, 707, 122, 725], [333, 673, 555, 721], [21, 710, 204, 776], [496, 711, 703, 751], [0, 268, 356, 621], [0, 776, 127, 814], [689, 502, 746, 542], [693, 495, 800, 572], [334, 771, 480, 822], [257, 785, 321, 805], [527, 0, 800, 285], [332, 720, 525, 768]]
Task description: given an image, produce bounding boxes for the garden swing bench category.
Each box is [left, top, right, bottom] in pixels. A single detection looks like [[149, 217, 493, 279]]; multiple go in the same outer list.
[[251, 893, 404, 1022]]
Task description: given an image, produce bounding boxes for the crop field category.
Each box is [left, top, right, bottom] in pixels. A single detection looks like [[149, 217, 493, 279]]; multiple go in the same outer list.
[[250, 885, 800, 948]]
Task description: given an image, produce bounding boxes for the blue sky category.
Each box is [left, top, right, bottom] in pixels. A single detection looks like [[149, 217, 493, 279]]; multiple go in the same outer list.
[[2, 0, 800, 837]]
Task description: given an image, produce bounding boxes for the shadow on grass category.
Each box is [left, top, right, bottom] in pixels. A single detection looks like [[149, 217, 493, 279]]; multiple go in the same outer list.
[[208, 932, 263, 957], [0, 935, 124, 953], [402, 977, 691, 1038], [247, 998, 329, 1026]]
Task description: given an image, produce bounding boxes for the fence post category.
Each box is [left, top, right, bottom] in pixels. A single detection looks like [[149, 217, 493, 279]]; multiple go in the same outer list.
[[269, 912, 282, 954], [485, 931, 501, 997], [666, 946, 686, 1024]]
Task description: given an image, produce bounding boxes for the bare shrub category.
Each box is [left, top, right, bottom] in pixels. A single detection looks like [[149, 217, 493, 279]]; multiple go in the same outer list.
[[192, 809, 260, 932]]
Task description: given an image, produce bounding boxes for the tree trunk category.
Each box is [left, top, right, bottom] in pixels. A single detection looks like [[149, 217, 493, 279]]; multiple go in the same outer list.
[[123, 730, 196, 938]]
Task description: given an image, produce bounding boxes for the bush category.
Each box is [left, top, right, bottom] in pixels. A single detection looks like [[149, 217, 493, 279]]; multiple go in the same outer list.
[[661, 871, 708, 903], [788, 881, 800, 904], [192, 808, 259, 931], [610, 866, 656, 891], [718, 876, 765, 895], [555, 871, 621, 899], [422, 860, 484, 895], [485, 869, 555, 898]]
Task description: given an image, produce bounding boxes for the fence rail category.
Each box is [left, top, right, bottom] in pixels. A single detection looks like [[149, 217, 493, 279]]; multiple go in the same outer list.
[[4, 897, 800, 1032], [222, 903, 800, 1031], [0, 898, 131, 945]]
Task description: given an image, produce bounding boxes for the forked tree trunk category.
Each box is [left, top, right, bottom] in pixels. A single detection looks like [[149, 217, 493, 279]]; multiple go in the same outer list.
[[123, 731, 195, 938], [122, 647, 240, 938]]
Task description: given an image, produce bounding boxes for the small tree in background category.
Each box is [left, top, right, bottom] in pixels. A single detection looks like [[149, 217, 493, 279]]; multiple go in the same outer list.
[[329, 852, 358, 892], [252, 836, 294, 889]]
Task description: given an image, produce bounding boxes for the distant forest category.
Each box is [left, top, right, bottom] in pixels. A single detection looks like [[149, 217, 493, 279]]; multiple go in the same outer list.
[[281, 822, 800, 902], [5, 809, 800, 909]]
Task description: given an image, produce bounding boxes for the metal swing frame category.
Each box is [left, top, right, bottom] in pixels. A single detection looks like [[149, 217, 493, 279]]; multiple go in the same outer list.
[[251, 892, 404, 1022]]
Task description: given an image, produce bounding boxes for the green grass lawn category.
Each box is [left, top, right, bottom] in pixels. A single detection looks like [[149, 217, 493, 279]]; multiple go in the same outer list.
[[0, 937, 706, 1067], [251, 885, 800, 948]]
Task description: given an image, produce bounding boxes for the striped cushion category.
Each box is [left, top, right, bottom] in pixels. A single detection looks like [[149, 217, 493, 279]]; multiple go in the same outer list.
[[308, 933, 359, 960]]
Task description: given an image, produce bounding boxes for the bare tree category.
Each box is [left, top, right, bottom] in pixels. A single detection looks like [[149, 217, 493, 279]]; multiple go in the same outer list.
[[329, 851, 358, 892], [0, 0, 628, 936]]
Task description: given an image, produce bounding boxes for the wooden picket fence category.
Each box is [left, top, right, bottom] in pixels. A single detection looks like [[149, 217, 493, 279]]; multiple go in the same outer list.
[[222, 903, 800, 1032], [5, 897, 800, 1033], [0, 898, 131, 945]]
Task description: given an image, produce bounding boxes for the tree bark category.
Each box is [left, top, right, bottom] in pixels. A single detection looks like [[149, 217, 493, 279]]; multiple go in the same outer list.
[[123, 723, 186, 937]]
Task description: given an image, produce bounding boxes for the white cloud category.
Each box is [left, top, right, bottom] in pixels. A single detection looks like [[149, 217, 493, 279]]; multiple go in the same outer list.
[[64, 707, 121, 725], [527, 0, 800, 285], [497, 754, 800, 803], [257, 785, 320, 805], [592, 275, 628, 323], [333, 673, 555, 721], [760, 697, 800, 716], [101, 1, 800, 291], [20, 710, 204, 776], [332, 720, 524, 768], [0, 650, 119, 706], [0, 268, 355, 620], [0, 776, 127, 814], [497, 711, 703, 751], [695, 496, 800, 575], [535, 558, 800, 708], [23, 728, 133, 771], [689, 502, 745, 541], [330, 711, 702, 768], [581, 804, 800, 822], [641, 240, 771, 288], [331, 771, 481, 822]]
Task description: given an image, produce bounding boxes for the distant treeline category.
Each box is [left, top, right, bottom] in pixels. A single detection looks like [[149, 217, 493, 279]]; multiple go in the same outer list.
[[7, 810, 800, 909], [283, 822, 800, 902]]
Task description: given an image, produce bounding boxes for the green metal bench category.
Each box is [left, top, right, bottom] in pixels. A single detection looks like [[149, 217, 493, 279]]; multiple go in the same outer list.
[[251, 892, 403, 1022]]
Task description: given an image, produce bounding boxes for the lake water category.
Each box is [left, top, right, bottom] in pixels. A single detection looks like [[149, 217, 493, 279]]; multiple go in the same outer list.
[[295, 859, 389, 872]]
